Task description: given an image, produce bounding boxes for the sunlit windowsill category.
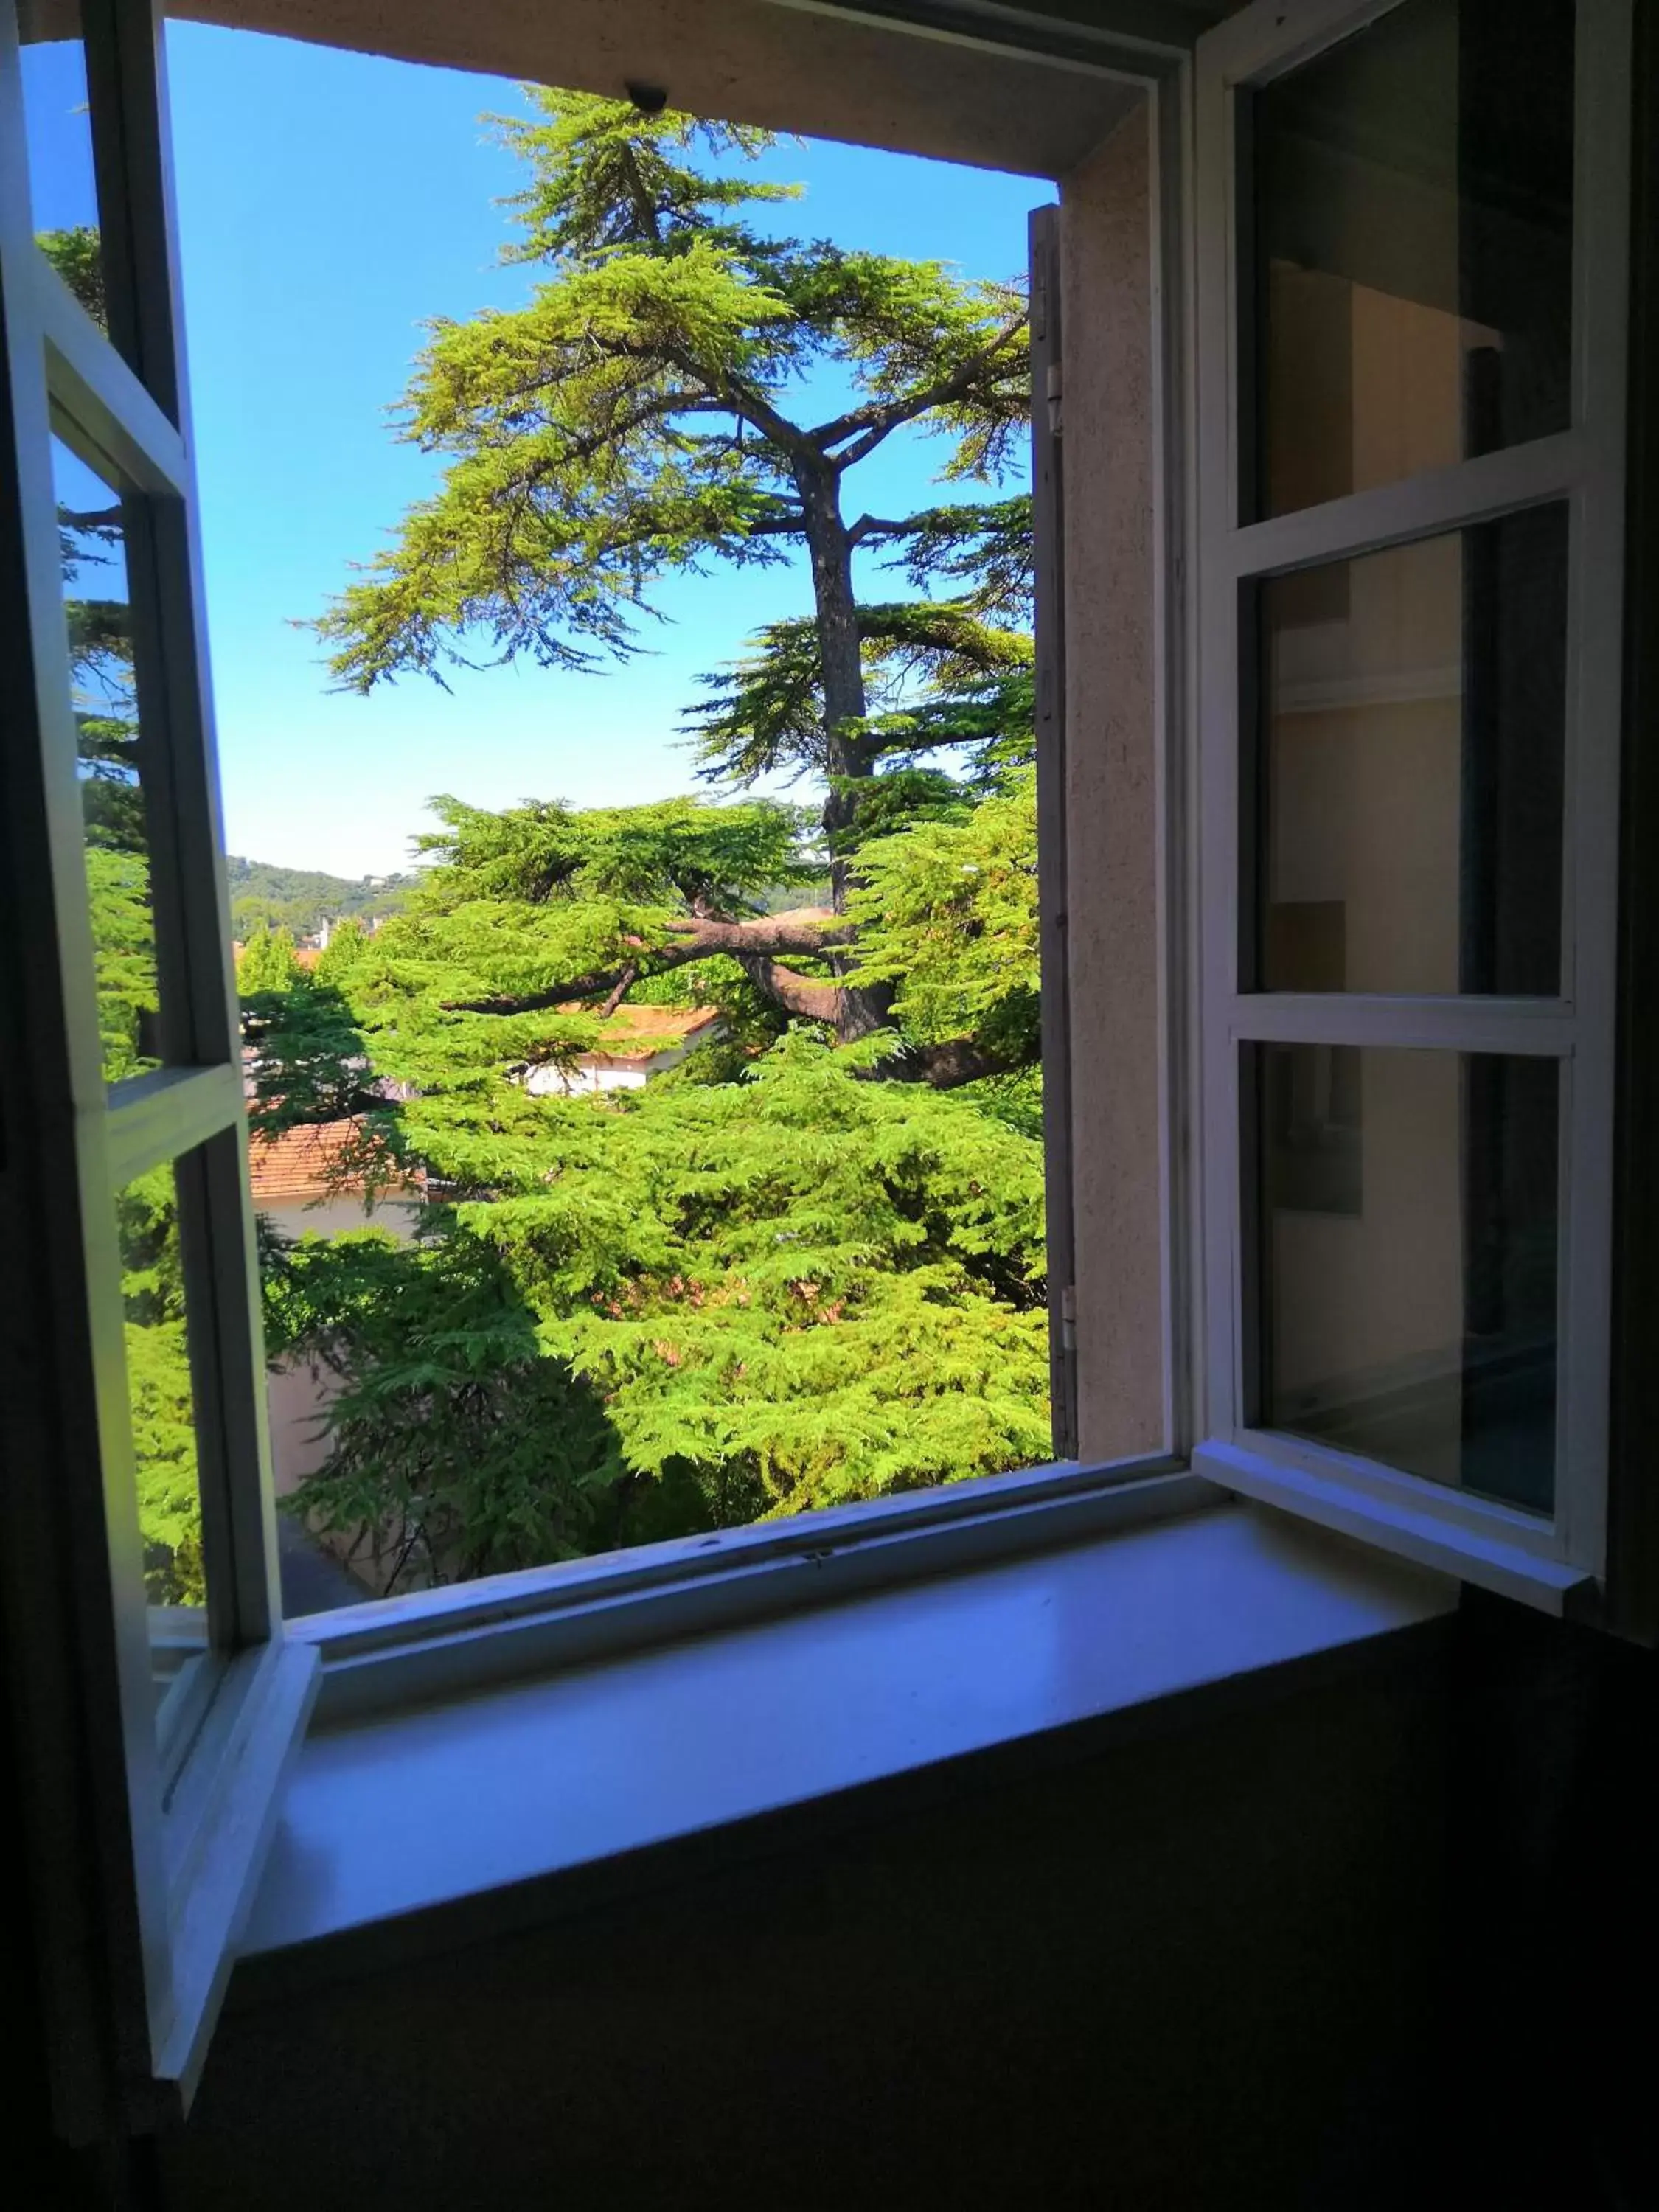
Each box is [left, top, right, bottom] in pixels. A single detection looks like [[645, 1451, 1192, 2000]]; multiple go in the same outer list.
[[230, 1498, 1457, 2001]]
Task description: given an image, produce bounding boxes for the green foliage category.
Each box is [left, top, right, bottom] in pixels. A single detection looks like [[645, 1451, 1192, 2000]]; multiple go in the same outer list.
[[86, 846, 158, 1082], [476, 1034, 1050, 1516], [125, 1318, 204, 1607], [312, 87, 1028, 694], [58, 485, 163, 1082], [414, 790, 817, 912], [686, 602, 1032, 789], [254, 779, 1051, 1584], [116, 1167, 204, 1605], [490, 94, 798, 264], [268, 1035, 1048, 1568], [264, 1227, 624, 1587], [236, 922, 304, 994], [328, 790, 823, 1064], [257, 91, 1054, 1589], [313, 916, 372, 984], [243, 973, 394, 1134], [866, 496, 1034, 620], [227, 855, 414, 939], [38, 225, 107, 328], [847, 763, 1040, 1063]]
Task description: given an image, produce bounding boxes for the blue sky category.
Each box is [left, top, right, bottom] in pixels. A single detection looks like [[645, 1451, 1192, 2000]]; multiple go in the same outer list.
[[48, 25, 1049, 878]]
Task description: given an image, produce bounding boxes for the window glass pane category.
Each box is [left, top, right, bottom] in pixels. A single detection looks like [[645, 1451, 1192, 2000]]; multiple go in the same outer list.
[[117, 1157, 212, 1747], [15, 0, 108, 330], [1251, 0, 1575, 518], [1254, 1044, 1557, 1512], [1254, 505, 1567, 996], [53, 432, 165, 1082]]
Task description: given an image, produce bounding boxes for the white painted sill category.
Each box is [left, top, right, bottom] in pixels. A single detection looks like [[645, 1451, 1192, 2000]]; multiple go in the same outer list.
[[233, 1498, 1457, 1994]]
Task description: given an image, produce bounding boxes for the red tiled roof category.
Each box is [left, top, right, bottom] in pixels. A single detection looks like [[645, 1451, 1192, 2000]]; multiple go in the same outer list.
[[246, 1120, 423, 1205], [555, 1003, 723, 1065]]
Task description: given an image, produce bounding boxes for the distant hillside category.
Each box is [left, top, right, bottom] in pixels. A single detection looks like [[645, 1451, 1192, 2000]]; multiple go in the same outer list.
[[226, 856, 416, 939]]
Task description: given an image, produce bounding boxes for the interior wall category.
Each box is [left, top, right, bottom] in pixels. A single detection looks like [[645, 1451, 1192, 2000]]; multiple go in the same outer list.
[[161, 1635, 1461, 2212], [167, 0, 1141, 177], [1060, 97, 1166, 1461]]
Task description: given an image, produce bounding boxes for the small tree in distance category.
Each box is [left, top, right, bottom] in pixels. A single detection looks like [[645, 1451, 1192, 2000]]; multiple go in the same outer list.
[[237, 922, 305, 995]]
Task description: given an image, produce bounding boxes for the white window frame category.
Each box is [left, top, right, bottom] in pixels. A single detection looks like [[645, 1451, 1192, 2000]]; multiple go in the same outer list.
[[1189, 0, 1634, 1610], [5, 0, 1645, 2149], [1, 0, 316, 2140], [157, 25, 1216, 1732], [4, 0, 1215, 2132]]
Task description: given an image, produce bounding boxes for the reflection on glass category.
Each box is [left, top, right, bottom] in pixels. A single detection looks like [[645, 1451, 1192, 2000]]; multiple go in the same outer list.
[[117, 1159, 211, 1742], [1256, 1044, 1557, 1512], [15, 0, 108, 328], [53, 434, 162, 1082], [1251, 0, 1575, 518], [1256, 506, 1567, 997]]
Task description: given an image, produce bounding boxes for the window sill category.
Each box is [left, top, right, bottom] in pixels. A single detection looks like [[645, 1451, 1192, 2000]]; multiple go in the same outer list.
[[232, 1498, 1457, 2000]]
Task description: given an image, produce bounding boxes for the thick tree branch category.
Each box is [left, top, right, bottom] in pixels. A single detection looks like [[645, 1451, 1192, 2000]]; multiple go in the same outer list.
[[662, 906, 852, 957], [860, 1037, 1027, 1088], [846, 514, 917, 546], [443, 908, 853, 1015], [810, 319, 1027, 467], [562, 388, 731, 462], [599, 962, 639, 1017], [731, 956, 841, 1023], [663, 342, 813, 462]]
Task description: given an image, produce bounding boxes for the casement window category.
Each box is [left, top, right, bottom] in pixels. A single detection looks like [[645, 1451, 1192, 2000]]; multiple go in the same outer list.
[[0, 0, 1646, 2150], [1189, 0, 1635, 1613], [1, 0, 316, 2134]]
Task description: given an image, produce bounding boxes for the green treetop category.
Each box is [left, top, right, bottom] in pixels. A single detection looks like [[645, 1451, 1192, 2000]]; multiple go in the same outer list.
[[314, 90, 1037, 1079], [237, 922, 306, 995]]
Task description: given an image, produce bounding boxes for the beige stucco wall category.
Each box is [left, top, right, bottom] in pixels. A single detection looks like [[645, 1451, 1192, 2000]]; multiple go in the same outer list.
[[167, 0, 1139, 178], [1059, 97, 1165, 1461]]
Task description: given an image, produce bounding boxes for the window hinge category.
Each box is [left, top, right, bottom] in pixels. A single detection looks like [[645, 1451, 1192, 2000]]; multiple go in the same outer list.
[[1059, 1282, 1077, 1351], [1046, 363, 1062, 439]]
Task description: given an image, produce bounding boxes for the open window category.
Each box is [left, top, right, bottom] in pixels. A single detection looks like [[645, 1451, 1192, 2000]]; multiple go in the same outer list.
[[2, 0, 1646, 2154], [1, 0, 316, 2135], [1191, 0, 1635, 1612], [4, 0, 1192, 2131]]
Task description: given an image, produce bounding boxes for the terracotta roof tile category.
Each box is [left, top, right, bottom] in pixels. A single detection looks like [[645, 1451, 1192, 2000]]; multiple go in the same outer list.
[[552, 1002, 724, 1064], [246, 1120, 423, 1204]]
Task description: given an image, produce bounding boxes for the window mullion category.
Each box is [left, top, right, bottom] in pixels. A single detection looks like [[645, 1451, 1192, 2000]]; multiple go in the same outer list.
[[36, 261, 187, 492], [1227, 432, 1582, 582], [104, 1060, 242, 1186], [1228, 995, 1579, 1054]]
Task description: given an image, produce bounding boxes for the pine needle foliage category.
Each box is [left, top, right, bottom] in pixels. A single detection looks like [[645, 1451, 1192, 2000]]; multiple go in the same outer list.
[[267, 1032, 1048, 1564], [236, 96, 1060, 1588], [309, 86, 1032, 1046]]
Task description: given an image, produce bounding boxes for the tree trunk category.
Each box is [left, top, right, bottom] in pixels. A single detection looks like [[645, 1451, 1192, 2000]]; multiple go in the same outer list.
[[794, 459, 892, 1043]]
